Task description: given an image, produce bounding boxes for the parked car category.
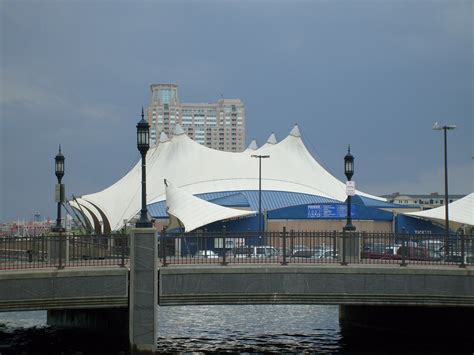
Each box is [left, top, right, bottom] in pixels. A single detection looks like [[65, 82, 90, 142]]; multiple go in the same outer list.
[[195, 250, 219, 258], [233, 245, 279, 258], [395, 246, 432, 261], [362, 243, 399, 259], [318, 249, 338, 259], [418, 239, 445, 252], [291, 250, 318, 258], [444, 251, 474, 264], [291, 245, 310, 254]]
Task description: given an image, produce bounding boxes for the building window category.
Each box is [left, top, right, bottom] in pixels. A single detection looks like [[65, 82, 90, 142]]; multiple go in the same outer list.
[[160, 89, 171, 104]]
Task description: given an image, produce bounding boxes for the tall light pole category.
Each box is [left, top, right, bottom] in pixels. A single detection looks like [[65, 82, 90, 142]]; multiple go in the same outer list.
[[433, 122, 456, 237], [136, 108, 152, 228], [251, 154, 270, 232], [344, 146, 355, 232], [53, 146, 65, 232]]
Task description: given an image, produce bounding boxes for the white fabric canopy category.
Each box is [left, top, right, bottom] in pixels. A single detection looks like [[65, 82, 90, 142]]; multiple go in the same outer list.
[[75, 124, 385, 230], [405, 193, 474, 229], [165, 180, 255, 232]]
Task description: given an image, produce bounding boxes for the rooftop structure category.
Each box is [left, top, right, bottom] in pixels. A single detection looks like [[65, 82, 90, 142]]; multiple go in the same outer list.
[[382, 192, 465, 210]]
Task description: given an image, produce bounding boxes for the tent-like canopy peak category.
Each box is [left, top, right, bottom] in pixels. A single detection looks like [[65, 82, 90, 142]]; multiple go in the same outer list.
[[173, 124, 185, 136], [289, 124, 301, 137], [159, 132, 170, 143], [266, 133, 277, 144], [246, 139, 258, 151]]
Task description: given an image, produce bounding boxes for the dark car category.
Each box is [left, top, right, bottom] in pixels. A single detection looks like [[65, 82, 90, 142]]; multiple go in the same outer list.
[[291, 250, 317, 258]]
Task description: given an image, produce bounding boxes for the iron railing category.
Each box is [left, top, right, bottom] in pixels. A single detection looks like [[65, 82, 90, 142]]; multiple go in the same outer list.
[[0, 234, 129, 270], [1, 230, 472, 270], [159, 228, 340, 266], [159, 228, 474, 267]]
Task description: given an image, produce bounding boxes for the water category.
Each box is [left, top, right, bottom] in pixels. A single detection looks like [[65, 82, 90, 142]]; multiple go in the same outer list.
[[0, 305, 473, 353], [156, 305, 341, 353]]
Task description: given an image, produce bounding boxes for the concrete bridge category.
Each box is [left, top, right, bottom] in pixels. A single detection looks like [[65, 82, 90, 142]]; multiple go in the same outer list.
[[1, 264, 473, 312], [1, 230, 473, 353]]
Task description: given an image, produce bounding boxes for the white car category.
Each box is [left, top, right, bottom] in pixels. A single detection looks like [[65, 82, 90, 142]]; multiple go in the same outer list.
[[195, 250, 219, 258], [233, 245, 279, 258]]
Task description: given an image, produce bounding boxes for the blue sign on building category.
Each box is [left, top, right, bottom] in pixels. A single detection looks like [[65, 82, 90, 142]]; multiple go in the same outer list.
[[307, 204, 356, 219]]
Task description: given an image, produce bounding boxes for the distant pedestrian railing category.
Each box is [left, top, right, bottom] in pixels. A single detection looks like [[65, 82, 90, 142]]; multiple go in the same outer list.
[[0, 234, 129, 270], [158, 228, 474, 268]]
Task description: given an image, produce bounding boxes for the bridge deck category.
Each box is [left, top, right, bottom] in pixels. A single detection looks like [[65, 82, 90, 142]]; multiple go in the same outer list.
[[158, 264, 474, 307], [0, 264, 472, 311]]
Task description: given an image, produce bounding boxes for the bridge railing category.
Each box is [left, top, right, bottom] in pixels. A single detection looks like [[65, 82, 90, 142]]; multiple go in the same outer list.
[[360, 231, 474, 267], [2, 230, 471, 270], [158, 229, 474, 267], [0, 234, 129, 270], [159, 229, 340, 266]]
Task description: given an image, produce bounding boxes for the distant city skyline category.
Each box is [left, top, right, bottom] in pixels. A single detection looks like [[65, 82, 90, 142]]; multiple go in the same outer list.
[[1, 1, 472, 222]]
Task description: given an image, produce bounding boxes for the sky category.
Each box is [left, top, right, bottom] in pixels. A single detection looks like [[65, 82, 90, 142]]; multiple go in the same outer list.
[[0, 0, 472, 222]]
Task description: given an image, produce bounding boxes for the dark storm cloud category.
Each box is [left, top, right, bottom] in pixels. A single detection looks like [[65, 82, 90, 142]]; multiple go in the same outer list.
[[0, 0, 472, 221]]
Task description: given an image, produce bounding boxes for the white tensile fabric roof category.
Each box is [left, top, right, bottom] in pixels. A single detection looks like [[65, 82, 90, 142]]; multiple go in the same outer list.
[[165, 180, 255, 232], [75, 124, 385, 231], [405, 193, 474, 229]]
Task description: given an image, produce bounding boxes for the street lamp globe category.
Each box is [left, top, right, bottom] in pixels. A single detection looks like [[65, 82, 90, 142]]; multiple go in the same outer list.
[[136, 108, 150, 154], [55, 146, 65, 182], [344, 146, 354, 181], [53, 145, 65, 233]]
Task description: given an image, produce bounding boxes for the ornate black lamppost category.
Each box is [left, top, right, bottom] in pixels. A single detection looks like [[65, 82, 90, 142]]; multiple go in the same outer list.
[[340, 146, 355, 266], [344, 146, 356, 232], [53, 146, 65, 232], [251, 154, 270, 233], [136, 108, 152, 228]]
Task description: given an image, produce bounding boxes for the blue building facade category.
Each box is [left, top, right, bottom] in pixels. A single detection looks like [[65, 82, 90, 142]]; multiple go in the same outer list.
[[149, 190, 442, 234]]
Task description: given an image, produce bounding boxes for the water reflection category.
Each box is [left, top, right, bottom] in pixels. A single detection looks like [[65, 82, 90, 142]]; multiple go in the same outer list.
[[0, 305, 473, 353], [156, 305, 341, 353]]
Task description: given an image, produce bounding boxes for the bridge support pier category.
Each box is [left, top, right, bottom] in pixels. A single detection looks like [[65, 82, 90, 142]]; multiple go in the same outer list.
[[339, 305, 474, 337], [129, 228, 158, 353]]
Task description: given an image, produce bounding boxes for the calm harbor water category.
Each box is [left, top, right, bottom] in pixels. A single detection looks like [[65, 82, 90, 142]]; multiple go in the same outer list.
[[0, 305, 473, 353]]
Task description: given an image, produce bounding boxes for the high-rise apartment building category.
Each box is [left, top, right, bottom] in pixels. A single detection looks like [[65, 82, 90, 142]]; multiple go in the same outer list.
[[147, 84, 246, 151]]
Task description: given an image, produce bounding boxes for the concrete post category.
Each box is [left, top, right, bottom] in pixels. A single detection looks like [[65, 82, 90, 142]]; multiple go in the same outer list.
[[338, 231, 360, 264], [347, 231, 361, 263], [129, 228, 157, 353], [48, 232, 69, 266]]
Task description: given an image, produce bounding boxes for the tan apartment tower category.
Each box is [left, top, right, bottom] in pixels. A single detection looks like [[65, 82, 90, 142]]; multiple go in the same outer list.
[[147, 84, 246, 151]]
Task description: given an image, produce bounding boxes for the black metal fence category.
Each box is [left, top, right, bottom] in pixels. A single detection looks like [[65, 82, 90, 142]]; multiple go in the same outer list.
[[159, 228, 474, 268], [0, 234, 129, 270], [2, 229, 472, 270]]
